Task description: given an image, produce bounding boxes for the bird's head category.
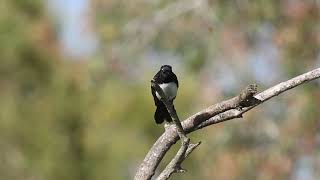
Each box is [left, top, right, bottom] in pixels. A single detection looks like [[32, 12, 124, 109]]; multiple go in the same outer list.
[[160, 65, 172, 74]]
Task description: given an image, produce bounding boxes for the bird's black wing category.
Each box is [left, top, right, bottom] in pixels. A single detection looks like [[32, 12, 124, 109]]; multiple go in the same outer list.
[[151, 85, 161, 106], [151, 71, 162, 106], [172, 73, 179, 88]]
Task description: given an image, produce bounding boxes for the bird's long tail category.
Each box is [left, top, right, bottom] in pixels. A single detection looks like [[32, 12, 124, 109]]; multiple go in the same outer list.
[[154, 102, 173, 124]]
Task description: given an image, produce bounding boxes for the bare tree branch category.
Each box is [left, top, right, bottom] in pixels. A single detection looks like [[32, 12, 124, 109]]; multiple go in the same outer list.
[[152, 82, 258, 179], [197, 67, 320, 128], [134, 68, 320, 180]]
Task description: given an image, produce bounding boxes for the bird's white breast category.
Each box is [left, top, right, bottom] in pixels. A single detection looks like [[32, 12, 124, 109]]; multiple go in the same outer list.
[[156, 82, 177, 100]]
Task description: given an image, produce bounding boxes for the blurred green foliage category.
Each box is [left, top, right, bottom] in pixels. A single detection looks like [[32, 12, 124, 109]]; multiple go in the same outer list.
[[0, 0, 319, 180]]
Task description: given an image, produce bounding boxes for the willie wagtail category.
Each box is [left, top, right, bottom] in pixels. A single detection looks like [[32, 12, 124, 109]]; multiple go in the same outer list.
[[151, 65, 179, 124]]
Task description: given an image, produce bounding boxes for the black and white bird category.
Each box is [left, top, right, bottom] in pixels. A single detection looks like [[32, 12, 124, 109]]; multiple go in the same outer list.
[[151, 65, 179, 124]]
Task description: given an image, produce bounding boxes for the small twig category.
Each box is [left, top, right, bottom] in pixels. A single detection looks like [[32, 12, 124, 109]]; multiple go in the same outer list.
[[184, 141, 201, 159], [156, 140, 202, 180], [156, 139, 190, 180]]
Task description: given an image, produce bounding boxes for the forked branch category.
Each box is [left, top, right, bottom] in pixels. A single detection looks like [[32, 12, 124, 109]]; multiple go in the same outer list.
[[135, 68, 320, 180]]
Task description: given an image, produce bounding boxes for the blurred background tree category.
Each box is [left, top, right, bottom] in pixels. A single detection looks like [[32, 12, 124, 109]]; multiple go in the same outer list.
[[0, 0, 319, 179]]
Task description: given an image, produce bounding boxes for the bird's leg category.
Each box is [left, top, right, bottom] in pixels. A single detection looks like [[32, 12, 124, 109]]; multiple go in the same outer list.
[[164, 122, 171, 130]]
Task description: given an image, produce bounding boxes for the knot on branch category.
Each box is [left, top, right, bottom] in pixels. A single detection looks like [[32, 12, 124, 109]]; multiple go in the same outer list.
[[238, 84, 261, 108]]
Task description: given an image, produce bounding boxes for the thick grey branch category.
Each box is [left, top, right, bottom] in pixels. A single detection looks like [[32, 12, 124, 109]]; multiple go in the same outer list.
[[134, 68, 320, 180]]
